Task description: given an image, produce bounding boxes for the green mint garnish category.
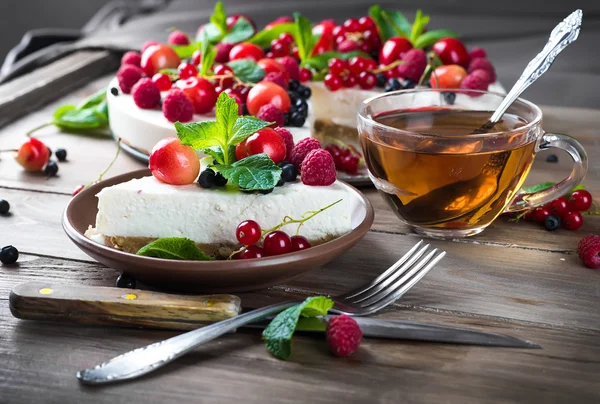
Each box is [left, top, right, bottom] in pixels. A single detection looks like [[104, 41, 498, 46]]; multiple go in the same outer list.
[[213, 154, 282, 191], [248, 22, 297, 48], [199, 29, 217, 77], [210, 1, 228, 35], [137, 237, 214, 260], [263, 296, 334, 360], [522, 182, 556, 194], [222, 18, 255, 44], [413, 29, 459, 49], [226, 59, 265, 83], [293, 12, 317, 62]]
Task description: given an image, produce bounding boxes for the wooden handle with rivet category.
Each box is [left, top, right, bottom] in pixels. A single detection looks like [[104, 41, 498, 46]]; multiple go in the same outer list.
[[9, 281, 241, 331]]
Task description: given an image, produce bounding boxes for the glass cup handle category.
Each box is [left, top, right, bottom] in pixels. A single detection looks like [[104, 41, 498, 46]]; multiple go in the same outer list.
[[505, 132, 588, 213]]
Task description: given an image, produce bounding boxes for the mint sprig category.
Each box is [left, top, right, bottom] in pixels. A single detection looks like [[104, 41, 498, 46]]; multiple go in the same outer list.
[[227, 59, 265, 83], [137, 238, 214, 260], [263, 296, 334, 360], [222, 18, 255, 44], [214, 154, 282, 191], [293, 12, 317, 61], [199, 29, 216, 77], [210, 1, 227, 35]]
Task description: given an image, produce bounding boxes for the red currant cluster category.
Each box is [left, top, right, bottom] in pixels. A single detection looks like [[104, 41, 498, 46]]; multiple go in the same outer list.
[[324, 57, 378, 91], [234, 220, 311, 259], [333, 16, 381, 54], [325, 143, 361, 174], [521, 190, 596, 231], [268, 32, 295, 58]]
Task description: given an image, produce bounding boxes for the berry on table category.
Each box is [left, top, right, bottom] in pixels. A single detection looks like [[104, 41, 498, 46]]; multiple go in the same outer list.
[[140, 44, 181, 77], [198, 168, 227, 188], [256, 104, 285, 128], [569, 190, 593, 211], [152, 73, 172, 91], [290, 235, 311, 251], [229, 42, 265, 61], [544, 215, 561, 231], [162, 88, 194, 122], [577, 235, 600, 269], [301, 149, 336, 186], [0, 199, 9, 215], [533, 207, 551, 223], [116, 274, 136, 288], [176, 77, 217, 114], [117, 64, 143, 94], [44, 161, 59, 177], [132, 78, 161, 109], [246, 81, 291, 115], [238, 245, 265, 259], [289, 137, 321, 169], [0, 245, 19, 265], [15, 138, 50, 172], [326, 314, 362, 357], [72, 184, 85, 196], [121, 51, 141, 67], [263, 230, 293, 256], [562, 211, 583, 231], [273, 127, 294, 159], [149, 136, 200, 185], [548, 197, 569, 216], [236, 220, 262, 246], [168, 30, 190, 45], [55, 148, 67, 162], [432, 38, 470, 68]]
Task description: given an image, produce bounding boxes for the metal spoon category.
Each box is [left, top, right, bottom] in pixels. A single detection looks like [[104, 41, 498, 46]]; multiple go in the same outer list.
[[473, 9, 582, 134]]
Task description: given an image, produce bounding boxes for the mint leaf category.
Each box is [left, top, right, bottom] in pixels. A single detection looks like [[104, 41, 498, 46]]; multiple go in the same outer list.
[[302, 50, 370, 71], [293, 12, 316, 61], [227, 59, 265, 83], [296, 317, 327, 332], [53, 104, 76, 121], [410, 10, 430, 44], [570, 184, 586, 193], [214, 154, 281, 190], [54, 108, 107, 130], [210, 1, 227, 35], [370, 5, 399, 42], [229, 116, 271, 147], [197, 23, 224, 43], [175, 121, 223, 150], [215, 92, 239, 136], [248, 23, 296, 48], [413, 29, 458, 48], [222, 18, 255, 44], [78, 88, 107, 109], [522, 182, 555, 194], [199, 29, 216, 77], [262, 296, 334, 360], [172, 42, 201, 58], [137, 238, 214, 260]]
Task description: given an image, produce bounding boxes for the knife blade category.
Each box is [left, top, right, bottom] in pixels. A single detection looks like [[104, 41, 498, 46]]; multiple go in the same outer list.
[[249, 316, 541, 349]]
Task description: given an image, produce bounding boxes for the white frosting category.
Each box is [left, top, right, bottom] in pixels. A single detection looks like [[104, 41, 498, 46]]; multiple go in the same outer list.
[[94, 176, 352, 245]]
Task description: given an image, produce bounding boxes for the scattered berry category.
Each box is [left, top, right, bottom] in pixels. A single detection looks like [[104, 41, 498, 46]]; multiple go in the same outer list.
[[44, 161, 58, 177], [140, 44, 180, 77], [544, 215, 561, 231], [290, 235, 311, 251], [562, 211, 583, 231], [533, 207, 551, 223], [273, 127, 294, 159], [290, 137, 321, 169], [257, 104, 285, 128], [152, 73, 172, 91], [15, 137, 50, 172], [72, 184, 85, 196], [149, 136, 200, 185], [468, 58, 496, 82], [432, 38, 470, 68], [326, 314, 362, 357], [569, 190, 593, 211], [236, 220, 262, 245], [263, 231, 293, 256], [116, 274, 136, 288], [116, 64, 143, 94], [301, 149, 336, 186], [548, 197, 569, 216], [198, 168, 227, 188], [168, 30, 190, 45], [162, 88, 194, 122], [121, 51, 141, 67], [0, 199, 9, 215], [578, 235, 600, 269], [238, 245, 265, 259], [131, 78, 161, 109], [0, 245, 19, 265], [277, 56, 300, 80], [55, 148, 67, 162], [263, 71, 288, 90], [469, 47, 487, 59]]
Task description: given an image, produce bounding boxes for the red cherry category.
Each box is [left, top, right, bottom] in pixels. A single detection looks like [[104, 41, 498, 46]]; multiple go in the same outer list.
[[358, 16, 375, 31], [343, 73, 357, 88], [523, 210, 536, 221], [213, 64, 234, 88], [149, 136, 200, 185], [562, 211, 583, 231], [14, 137, 50, 172], [343, 18, 360, 32], [569, 190, 593, 211], [432, 38, 470, 68], [238, 245, 265, 259], [192, 50, 202, 65], [141, 44, 181, 77], [178, 62, 198, 79], [358, 71, 376, 89], [176, 77, 217, 114], [429, 64, 468, 88], [229, 43, 265, 62], [328, 58, 347, 75], [379, 37, 413, 65], [246, 81, 291, 115], [548, 197, 569, 216], [299, 68, 312, 82], [324, 73, 343, 91], [533, 207, 551, 223], [236, 220, 262, 245], [244, 128, 287, 163], [152, 73, 172, 91], [263, 231, 293, 256], [341, 154, 359, 174], [235, 138, 249, 161], [290, 235, 311, 251], [257, 58, 287, 77]]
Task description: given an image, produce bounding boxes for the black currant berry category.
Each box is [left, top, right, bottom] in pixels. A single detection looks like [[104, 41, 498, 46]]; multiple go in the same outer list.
[[376, 73, 386, 88], [0, 199, 9, 215], [116, 274, 136, 288], [442, 92, 456, 105], [0, 245, 19, 265], [55, 148, 67, 162], [289, 112, 306, 127], [288, 79, 300, 91], [297, 86, 311, 99], [44, 161, 59, 177], [384, 78, 401, 92], [281, 164, 298, 182]]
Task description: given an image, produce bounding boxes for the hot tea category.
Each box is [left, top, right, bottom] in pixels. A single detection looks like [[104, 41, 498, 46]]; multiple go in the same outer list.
[[361, 109, 536, 232]]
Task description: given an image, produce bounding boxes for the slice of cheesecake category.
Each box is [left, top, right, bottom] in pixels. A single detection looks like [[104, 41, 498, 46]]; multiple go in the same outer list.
[[86, 176, 352, 258]]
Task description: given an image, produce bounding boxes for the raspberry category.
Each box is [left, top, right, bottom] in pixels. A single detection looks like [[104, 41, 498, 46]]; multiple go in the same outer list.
[[469, 47, 487, 59], [256, 104, 285, 128], [460, 73, 489, 91], [168, 30, 190, 45], [470, 69, 492, 84], [121, 51, 141, 67], [263, 71, 288, 90], [577, 235, 600, 269], [274, 127, 294, 159], [401, 49, 427, 81], [468, 57, 496, 82], [117, 64, 143, 94], [395, 63, 422, 83], [277, 56, 300, 80], [131, 78, 161, 109], [141, 40, 159, 53], [301, 149, 336, 186], [290, 137, 321, 169], [215, 42, 234, 63], [162, 88, 194, 122], [326, 315, 362, 357]]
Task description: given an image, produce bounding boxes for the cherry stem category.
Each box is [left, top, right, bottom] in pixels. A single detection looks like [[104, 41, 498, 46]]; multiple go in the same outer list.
[[260, 199, 343, 237], [25, 122, 54, 137], [0, 149, 18, 153], [80, 138, 122, 192], [371, 60, 404, 74]]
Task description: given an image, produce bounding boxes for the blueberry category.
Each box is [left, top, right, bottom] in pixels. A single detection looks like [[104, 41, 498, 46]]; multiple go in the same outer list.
[[295, 104, 308, 118], [276, 177, 285, 187], [259, 188, 274, 194], [0, 245, 19, 265], [546, 154, 558, 163], [295, 98, 308, 110], [116, 274, 136, 289], [55, 148, 67, 162], [384, 78, 401, 92], [281, 164, 298, 182], [0, 199, 10, 214], [544, 215, 561, 231], [376, 73, 386, 88], [298, 86, 311, 99], [288, 79, 300, 91], [198, 169, 216, 188], [277, 161, 291, 168], [288, 91, 300, 104], [289, 112, 306, 127], [110, 87, 119, 96], [401, 79, 415, 89], [442, 92, 456, 105], [44, 161, 59, 177]]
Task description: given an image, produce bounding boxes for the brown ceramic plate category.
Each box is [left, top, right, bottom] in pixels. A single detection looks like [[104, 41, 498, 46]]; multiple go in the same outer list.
[[62, 169, 374, 293]]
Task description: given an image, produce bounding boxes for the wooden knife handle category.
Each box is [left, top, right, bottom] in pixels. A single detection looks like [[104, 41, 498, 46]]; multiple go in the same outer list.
[[9, 281, 241, 331]]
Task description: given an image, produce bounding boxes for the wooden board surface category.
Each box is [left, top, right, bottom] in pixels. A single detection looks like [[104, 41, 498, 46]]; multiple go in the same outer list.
[[1, 71, 600, 403]]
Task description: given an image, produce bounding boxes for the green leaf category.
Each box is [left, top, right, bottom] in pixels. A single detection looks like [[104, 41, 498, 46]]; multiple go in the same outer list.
[[200, 146, 225, 165], [262, 296, 333, 360], [215, 91, 240, 136], [410, 10, 430, 44], [199, 29, 216, 77], [210, 1, 227, 35], [196, 23, 224, 43], [214, 154, 282, 190], [302, 50, 370, 71], [248, 23, 297, 48], [570, 184, 586, 193], [293, 12, 316, 61], [172, 42, 201, 59], [383, 9, 412, 37], [175, 121, 223, 150], [95, 100, 109, 121], [137, 238, 214, 260], [229, 116, 271, 147], [413, 29, 458, 48], [369, 5, 401, 42], [53, 108, 107, 130], [296, 317, 327, 332], [522, 182, 555, 194], [222, 18, 255, 44], [53, 104, 76, 121], [78, 88, 107, 109], [227, 59, 265, 83]]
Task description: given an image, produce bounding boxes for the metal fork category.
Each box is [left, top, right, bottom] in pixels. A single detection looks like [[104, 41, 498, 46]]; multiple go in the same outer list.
[[77, 240, 445, 385]]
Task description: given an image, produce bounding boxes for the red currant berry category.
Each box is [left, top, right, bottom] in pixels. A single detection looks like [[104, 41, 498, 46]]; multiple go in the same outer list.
[[358, 71, 376, 89], [263, 231, 293, 256], [343, 18, 360, 32], [238, 245, 265, 259], [333, 25, 347, 39], [236, 220, 262, 245], [192, 50, 202, 66], [341, 154, 359, 174], [347, 56, 366, 75], [299, 68, 312, 82], [178, 62, 198, 79], [548, 197, 569, 216], [359, 41, 372, 53], [271, 39, 290, 57], [358, 16, 375, 31], [569, 190, 593, 211], [213, 64, 234, 88], [290, 235, 311, 251], [235, 85, 250, 102], [328, 58, 347, 75], [324, 73, 343, 91], [343, 73, 357, 88], [279, 32, 294, 45], [562, 211, 583, 231], [533, 207, 551, 223], [152, 73, 172, 91]]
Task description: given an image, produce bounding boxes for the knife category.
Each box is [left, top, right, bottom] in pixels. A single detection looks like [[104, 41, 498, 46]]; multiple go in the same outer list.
[[9, 281, 539, 348]]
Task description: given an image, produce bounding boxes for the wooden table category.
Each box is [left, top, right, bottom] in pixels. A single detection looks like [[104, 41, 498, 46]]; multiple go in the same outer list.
[[1, 63, 600, 404]]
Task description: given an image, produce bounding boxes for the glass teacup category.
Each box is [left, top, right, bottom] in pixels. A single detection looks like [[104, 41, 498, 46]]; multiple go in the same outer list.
[[357, 89, 588, 239]]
